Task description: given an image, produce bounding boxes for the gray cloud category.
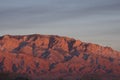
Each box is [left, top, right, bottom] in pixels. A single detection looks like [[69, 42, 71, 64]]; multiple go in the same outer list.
[[0, 0, 120, 22], [0, 0, 120, 26]]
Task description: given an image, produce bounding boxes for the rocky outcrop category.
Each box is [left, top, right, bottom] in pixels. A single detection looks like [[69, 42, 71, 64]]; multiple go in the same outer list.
[[0, 34, 120, 80]]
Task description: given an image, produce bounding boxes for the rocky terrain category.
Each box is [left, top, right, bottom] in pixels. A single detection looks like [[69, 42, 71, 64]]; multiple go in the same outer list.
[[0, 34, 120, 80]]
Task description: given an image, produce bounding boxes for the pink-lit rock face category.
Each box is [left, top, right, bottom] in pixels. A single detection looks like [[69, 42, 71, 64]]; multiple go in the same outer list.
[[0, 34, 120, 80]]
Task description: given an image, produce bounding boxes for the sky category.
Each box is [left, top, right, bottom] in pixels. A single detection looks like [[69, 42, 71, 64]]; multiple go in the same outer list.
[[0, 0, 120, 51]]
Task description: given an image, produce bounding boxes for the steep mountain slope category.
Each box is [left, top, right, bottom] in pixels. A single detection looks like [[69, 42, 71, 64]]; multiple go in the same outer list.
[[0, 34, 120, 80]]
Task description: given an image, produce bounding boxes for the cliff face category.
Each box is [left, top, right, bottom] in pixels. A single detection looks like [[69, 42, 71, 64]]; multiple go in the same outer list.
[[0, 34, 120, 80]]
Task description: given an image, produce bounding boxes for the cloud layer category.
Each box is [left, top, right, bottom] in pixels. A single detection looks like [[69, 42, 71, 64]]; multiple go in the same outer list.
[[0, 0, 120, 50]]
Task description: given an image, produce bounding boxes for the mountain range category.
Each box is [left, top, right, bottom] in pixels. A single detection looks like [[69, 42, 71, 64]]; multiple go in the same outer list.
[[0, 34, 120, 80]]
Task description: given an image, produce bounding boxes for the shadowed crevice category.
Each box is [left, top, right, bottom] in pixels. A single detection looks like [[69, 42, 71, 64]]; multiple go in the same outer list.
[[12, 41, 28, 53]]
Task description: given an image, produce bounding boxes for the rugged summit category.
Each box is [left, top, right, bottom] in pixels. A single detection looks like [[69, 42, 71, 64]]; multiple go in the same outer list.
[[0, 34, 120, 80]]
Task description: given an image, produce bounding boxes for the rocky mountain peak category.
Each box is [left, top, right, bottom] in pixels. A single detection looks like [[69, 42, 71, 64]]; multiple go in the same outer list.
[[0, 34, 120, 80]]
